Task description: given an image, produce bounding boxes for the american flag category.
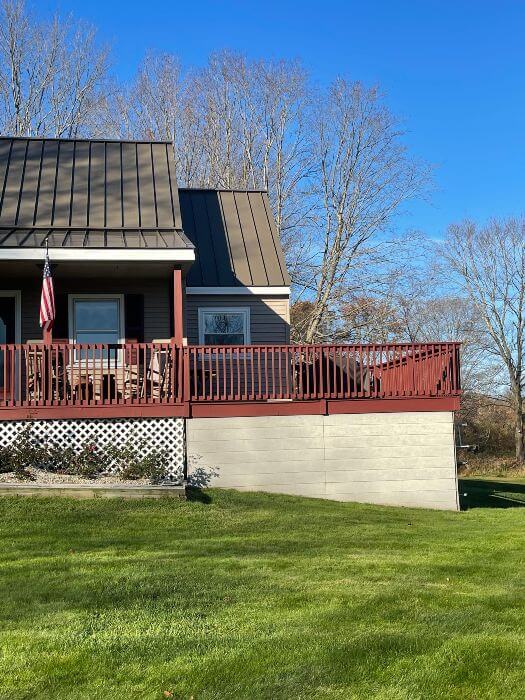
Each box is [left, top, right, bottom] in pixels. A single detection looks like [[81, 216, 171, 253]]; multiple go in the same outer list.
[[39, 247, 55, 332]]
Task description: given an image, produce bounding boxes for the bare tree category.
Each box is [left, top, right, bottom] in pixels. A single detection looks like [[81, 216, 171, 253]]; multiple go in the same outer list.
[[301, 80, 429, 342], [130, 52, 182, 142], [0, 0, 109, 137], [249, 57, 314, 269], [189, 52, 314, 254], [338, 296, 404, 344], [102, 52, 209, 185], [110, 55, 430, 312], [0, 1, 432, 351], [442, 218, 525, 463], [400, 293, 492, 395], [118, 50, 313, 270], [290, 300, 317, 343]]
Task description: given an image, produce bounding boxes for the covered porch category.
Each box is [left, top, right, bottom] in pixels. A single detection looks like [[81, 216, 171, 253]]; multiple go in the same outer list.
[[0, 256, 188, 417]]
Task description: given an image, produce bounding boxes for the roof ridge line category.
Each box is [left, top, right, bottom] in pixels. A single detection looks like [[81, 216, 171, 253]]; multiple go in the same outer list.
[[0, 135, 173, 145], [179, 187, 269, 194], [0, 225, 187, 232]]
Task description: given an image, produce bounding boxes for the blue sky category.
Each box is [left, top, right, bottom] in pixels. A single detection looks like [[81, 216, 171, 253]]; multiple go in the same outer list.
[[39, 0, 525, 239]]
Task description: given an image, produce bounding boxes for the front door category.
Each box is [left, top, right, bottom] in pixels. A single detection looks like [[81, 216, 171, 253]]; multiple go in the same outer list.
[[0, 296, 16, 396]]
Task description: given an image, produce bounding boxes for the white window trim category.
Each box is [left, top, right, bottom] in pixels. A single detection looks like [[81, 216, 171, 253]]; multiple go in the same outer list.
[[187, 286, 290, 296], [198, 307, 251, 345], [68, 294, 125, 345], [0, 248, 195, 262], [0, 290, 21, 343]]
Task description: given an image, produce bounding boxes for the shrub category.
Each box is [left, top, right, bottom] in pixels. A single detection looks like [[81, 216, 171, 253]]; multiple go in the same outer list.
[[0, 446, 11, 473], [12, 467, 35, 481], [43, 445, 77, 474], [69, 442, 109, 479], [6, 424, 46, 480], [457, 452, 525, 478], [0, 426, 109, 480], [459, 394, 515, 455], [107, 438, 170, 482], [0, 425, 170, 483], [119, 450, 170, 482]]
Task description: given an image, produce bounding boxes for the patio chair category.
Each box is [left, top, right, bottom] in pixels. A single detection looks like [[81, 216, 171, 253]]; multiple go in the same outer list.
[[25, 341, 69, 403], [25, 343, 44, 402], [146, 342, 172, 400]]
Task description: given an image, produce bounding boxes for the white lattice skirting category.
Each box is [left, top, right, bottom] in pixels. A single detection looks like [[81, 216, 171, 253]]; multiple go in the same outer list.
[[0, 417, 186, 480]]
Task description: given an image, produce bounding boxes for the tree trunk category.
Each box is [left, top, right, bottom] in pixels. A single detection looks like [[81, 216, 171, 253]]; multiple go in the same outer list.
[[513, 389, 524, 464], [304, 315, 320, 344]]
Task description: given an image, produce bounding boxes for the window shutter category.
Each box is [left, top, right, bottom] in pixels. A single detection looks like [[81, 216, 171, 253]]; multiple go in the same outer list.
[[124, 294, 144, 342], [53, 294, 69, 339]]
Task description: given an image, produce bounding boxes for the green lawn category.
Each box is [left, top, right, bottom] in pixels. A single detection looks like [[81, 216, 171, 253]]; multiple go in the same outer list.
[[0, 487, 524, 699]]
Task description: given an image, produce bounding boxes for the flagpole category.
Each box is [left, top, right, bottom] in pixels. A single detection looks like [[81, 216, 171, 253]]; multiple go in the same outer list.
[[43, 238, 52, 346]]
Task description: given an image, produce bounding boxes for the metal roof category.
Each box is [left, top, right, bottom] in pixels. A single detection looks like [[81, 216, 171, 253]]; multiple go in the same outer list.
[[0, 136, 190, 249], [0, 137, 290, 287], [0, 228, 191, 249], [179, 188, 290, 287]]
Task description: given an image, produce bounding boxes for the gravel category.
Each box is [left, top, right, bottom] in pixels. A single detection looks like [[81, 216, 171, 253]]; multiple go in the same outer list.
[[0, 467, 151, 486]]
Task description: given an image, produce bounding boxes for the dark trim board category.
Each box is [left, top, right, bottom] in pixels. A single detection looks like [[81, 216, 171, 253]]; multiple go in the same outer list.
[[0, 397, 459, 421], [0, 404, 189, 420], [190, 396, 460, 418], [190, 400, 328, 418], [326, 397, 460, 414]]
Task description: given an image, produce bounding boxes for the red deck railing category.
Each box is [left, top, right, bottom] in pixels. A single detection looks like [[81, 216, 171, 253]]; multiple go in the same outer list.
[[0, 342, 183, 408], [0, 342, 460, 413], [185, 343, 461, 402]]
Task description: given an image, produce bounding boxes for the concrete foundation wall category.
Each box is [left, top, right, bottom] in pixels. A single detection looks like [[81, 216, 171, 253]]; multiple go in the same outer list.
[[186, 412, 459, 510]]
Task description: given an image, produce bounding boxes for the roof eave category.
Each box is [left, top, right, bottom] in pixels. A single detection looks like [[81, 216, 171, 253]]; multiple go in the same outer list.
[[0, 247, 195, 262]]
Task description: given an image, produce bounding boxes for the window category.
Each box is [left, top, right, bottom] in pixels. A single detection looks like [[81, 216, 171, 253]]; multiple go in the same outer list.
[[69, 295, 124, 347], [0, 291, 20, 392], [198, 308, 250, 345]]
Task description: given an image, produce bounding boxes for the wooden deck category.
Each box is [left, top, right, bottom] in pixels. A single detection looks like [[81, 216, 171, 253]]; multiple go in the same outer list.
[[0, 342, 461, 419]]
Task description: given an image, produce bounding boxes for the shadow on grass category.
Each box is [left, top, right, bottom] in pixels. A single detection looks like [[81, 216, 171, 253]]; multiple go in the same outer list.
[[186, 487, 213, 504], [459, 478, 525, 510]]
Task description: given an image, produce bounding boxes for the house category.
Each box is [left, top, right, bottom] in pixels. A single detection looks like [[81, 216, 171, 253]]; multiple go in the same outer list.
[[0, 136, 461, 509]]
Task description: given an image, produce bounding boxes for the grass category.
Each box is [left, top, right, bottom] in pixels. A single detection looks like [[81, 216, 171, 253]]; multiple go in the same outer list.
[[0, 488, 524, 699]]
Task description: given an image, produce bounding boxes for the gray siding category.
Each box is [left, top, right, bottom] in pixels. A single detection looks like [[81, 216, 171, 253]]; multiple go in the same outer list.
[[186, 412, 459, 510], [2, 283, 289, 345], [7, 278, 170, 343], [185, 294, 290, 345]]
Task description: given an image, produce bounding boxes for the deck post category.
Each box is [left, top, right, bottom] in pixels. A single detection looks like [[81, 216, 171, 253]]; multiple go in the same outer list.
[[173, 268, 184, 347], [173, 268, 189, 416]]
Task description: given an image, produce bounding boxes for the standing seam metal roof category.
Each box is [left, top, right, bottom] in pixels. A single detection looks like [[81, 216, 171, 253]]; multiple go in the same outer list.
[[0, 136, 290, 287], [179, 188, 290, 287], [0, 136, 191, 249]]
